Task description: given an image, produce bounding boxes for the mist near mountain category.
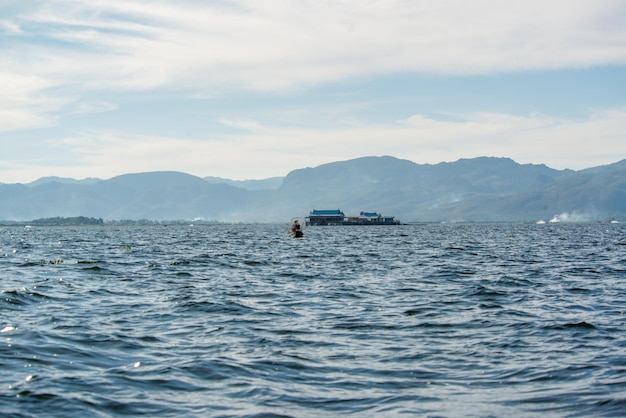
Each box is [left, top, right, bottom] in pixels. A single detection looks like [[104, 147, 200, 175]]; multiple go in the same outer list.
[[1, 156, 624, 223]]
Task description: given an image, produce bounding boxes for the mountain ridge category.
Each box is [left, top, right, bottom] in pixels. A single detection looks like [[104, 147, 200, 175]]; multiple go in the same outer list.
[[1, 156, 624, 222]]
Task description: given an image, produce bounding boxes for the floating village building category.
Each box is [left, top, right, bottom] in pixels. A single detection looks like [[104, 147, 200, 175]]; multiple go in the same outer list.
[[305, 209, 400, 226]]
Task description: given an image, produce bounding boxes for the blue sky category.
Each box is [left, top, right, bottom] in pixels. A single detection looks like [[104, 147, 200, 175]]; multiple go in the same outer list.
[[1, 0, 625, 183]]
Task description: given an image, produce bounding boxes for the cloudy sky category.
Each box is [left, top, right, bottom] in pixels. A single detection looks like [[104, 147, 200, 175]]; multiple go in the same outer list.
[[1, 0, 625, 183]]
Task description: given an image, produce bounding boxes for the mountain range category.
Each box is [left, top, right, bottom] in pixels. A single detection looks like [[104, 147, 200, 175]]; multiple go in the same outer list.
[[1, 156, 624, 223]]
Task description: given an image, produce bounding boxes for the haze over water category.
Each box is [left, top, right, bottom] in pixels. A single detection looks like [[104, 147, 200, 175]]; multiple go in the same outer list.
[[1, 223, 625, 417]]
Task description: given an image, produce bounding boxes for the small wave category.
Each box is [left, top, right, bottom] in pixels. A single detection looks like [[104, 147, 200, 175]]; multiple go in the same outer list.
[[563, 321, 596, 329], [1, 288, 50, 308], [545, 321, 597, 330]]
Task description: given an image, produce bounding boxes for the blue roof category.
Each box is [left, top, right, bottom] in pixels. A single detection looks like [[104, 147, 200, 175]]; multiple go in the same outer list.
[[310, 209, 344, 216]]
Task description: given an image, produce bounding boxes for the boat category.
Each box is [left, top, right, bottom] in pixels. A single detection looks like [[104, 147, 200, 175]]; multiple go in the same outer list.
[[289, 218, 304, 238], [289, 229, 304, 238], [305, 209, 401, 226]]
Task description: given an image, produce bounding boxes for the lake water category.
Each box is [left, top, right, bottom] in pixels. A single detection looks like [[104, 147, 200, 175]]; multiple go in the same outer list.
[[1, 223, 625, 417]]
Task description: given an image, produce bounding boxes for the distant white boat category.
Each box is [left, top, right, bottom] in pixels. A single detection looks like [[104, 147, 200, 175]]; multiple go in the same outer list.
[[549, 217, 560, 223], [536, 220, 545, 224], [610, 220, 620, 224]]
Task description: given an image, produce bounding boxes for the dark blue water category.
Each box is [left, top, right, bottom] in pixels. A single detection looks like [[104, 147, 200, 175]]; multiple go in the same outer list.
[[1, 223, 625, 417]]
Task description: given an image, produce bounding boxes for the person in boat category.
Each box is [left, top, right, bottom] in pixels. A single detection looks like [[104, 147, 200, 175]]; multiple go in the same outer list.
[[290, 219, 301, 234]]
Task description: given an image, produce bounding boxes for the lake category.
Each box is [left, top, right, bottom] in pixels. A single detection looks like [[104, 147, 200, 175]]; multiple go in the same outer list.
[[1, 222, 625, 417]]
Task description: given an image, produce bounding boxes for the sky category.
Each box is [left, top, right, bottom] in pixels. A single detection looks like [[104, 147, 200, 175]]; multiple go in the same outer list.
[[1, 0, 625, 183]]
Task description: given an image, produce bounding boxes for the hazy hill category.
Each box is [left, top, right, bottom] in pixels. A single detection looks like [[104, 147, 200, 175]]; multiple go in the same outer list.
[[88, 171, 260, 221], [269, 156, 575, 222], [26, 176, 102, 187], [0, 171, 259, 221], [443, 159, 626, 222], [0, 157, 624, 222], [204, 176, 283, 190]]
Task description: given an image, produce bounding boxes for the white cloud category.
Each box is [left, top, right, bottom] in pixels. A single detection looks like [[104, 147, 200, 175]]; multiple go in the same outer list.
[[65, 101, 118, 116], [5, 0, 626, 93], [0, 70, 62, 131], [0, 19, 22, 34], [218, 118, 264, 132], [2, 107, 618, 183], [0, 0, 624, 182], [1, 0, 624, 128]]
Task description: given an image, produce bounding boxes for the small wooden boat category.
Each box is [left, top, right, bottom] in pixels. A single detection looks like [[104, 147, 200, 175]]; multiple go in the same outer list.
[[289, 219, 303, 238]]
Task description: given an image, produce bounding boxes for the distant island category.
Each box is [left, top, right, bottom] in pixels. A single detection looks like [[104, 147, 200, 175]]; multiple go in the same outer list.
[[0, 217, 228, 226], [0, 216, 104, 226], [1, 156, 624, 223]]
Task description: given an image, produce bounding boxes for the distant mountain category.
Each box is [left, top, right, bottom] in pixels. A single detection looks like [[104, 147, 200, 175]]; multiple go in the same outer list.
[[0, 157, 624, 222], [204, 176, 283, 190], [267, 156, 576, 222], [0, 171, 259, 222], [26, 176, 102, 186]]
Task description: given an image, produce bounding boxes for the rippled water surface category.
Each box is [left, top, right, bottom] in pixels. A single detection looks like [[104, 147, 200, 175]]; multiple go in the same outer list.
[[1, 223, 625, 417]]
